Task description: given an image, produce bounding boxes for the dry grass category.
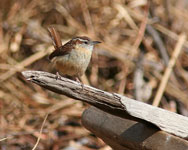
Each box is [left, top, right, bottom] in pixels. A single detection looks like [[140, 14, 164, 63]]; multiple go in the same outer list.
[[1, 0, 188, 149]]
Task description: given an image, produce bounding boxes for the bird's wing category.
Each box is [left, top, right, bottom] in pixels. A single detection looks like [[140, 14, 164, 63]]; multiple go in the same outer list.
[[48, 41, 74, 60], [48, 27, 74, 60]]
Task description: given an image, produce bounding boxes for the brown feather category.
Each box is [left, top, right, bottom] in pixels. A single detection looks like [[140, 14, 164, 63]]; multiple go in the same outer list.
[[48, 27, 62, 49], [49, 39, 74, 60]]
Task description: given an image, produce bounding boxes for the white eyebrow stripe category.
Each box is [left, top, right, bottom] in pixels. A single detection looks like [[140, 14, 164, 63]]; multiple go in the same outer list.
[[76, 38, 89, 42], [73, 36, 91, 42], [80, 39, 88, 41]]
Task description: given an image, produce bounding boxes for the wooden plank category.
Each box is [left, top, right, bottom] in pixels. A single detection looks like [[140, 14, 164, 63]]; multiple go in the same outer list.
[[22, 71, 188, 139], [82, 107, 188, 150], [115, 93, 188, 139]]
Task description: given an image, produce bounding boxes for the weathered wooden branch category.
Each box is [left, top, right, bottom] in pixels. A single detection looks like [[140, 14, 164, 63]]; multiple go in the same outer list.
[[22, 71, 188, 139]]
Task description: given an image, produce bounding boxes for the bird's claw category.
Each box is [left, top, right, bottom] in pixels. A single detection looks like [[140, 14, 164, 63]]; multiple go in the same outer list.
[[75, 77, 84, 90], [55, 72, 61, 80]]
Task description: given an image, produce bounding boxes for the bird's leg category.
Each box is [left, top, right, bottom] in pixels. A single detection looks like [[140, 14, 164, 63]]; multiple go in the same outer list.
[[55, 72, 62, 80], [75, 76, 84, 90]]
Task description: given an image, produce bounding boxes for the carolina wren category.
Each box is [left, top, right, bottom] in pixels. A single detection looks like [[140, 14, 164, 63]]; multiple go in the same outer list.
[[48, 27, 101, 80]]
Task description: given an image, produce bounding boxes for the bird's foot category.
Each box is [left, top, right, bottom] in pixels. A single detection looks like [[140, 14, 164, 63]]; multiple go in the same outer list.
[[55, 72, 61, 80], [75, 77, 84, 90]]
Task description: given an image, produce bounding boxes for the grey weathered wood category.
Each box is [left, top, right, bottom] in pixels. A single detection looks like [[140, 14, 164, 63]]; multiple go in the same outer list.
[[82, 107, 188, 150], [22, 71, 188, 139], [117, 93, 188, 139]]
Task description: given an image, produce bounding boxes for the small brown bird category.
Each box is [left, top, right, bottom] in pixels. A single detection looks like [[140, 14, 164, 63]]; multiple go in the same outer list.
[[48, 27, 101, 81]]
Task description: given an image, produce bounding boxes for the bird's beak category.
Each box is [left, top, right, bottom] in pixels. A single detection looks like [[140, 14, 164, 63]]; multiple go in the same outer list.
[[92, 41, 101, 45]]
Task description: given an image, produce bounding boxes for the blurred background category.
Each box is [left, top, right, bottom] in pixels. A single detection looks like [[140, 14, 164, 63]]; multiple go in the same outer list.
[[1, 0, 188, 149]]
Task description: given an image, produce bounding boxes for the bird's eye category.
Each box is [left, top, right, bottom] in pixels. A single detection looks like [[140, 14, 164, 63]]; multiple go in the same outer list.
[[84, 41, 88, 44]]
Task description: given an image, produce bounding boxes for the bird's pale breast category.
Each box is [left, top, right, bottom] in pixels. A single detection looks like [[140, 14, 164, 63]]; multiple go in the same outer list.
[[53, 47, 92, 76]]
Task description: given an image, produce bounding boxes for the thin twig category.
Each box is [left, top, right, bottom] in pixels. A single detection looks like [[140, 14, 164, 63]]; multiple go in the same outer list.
[[32, 113, 48, 150], [0, 136, 13, 141], [0, 48, 51, 82], [80, 0, 94, 35], [133, 2, 149, 50], [146, 24, 169, 65], [147, 24, 180, 87], [153, 34, 186, 106], [154, 24, 188, 50]]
